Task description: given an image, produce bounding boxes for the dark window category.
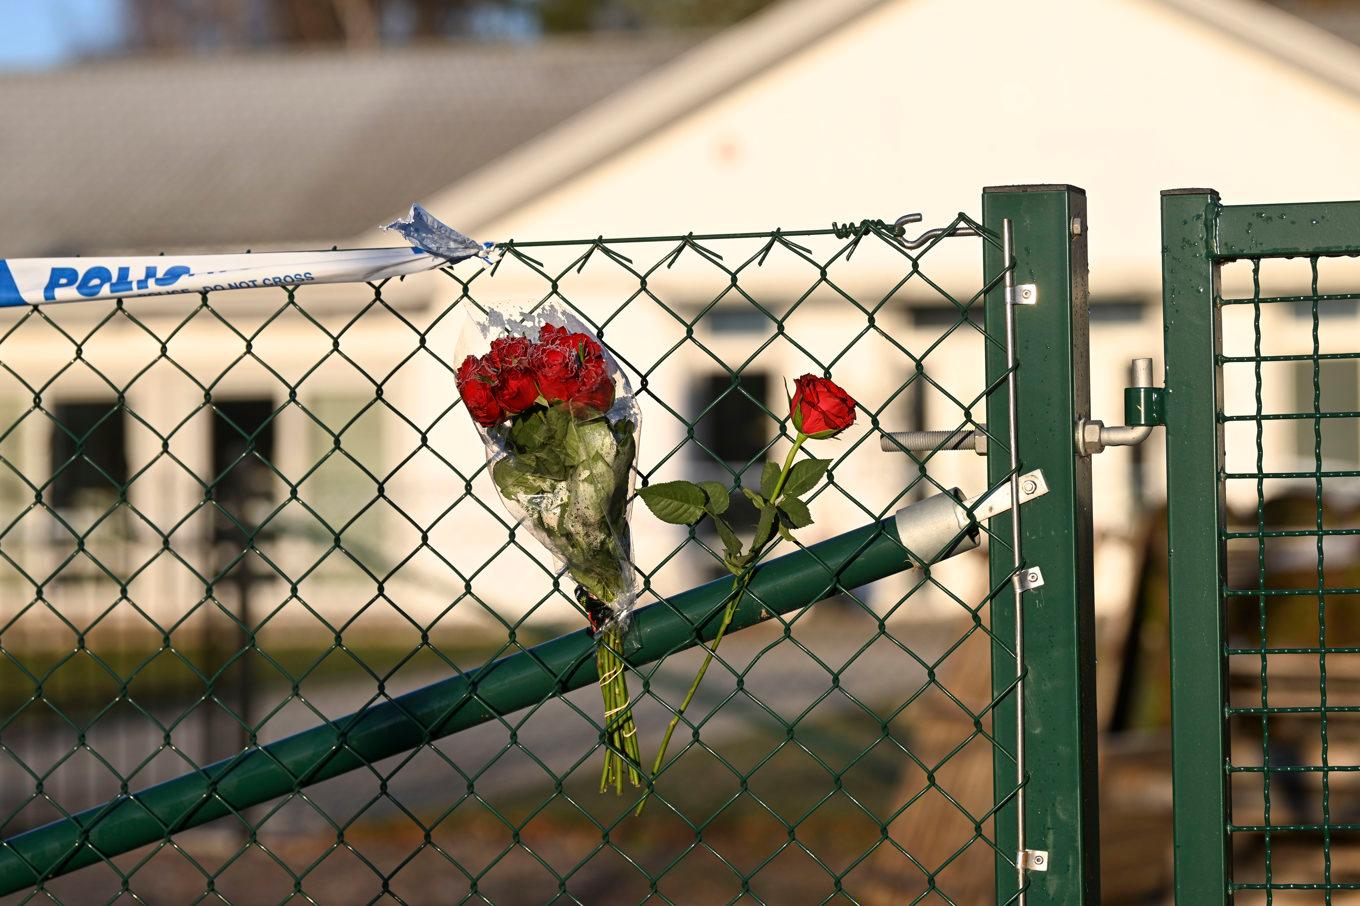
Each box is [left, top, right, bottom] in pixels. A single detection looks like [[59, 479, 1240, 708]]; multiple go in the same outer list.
[[49, 401, 128, 510], [210, 398, 276, 535], [1292, 361, 1360, 467], [705, 307, 772, 335], [691, 373, 771, 551], [912, 304, 983, 328], [1090, 297, 1148, 323], [1288, 299, 1360, 320], [694, 372, 771, 466]]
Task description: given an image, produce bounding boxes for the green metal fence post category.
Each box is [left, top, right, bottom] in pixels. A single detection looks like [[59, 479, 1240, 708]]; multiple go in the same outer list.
[[1161, 188, 1232, 903], [983, 185, 1100, 905]]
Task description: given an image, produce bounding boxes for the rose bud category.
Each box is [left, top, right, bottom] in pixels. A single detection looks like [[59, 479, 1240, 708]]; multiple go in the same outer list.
[[569, 360, 616, 415], [790, 374, 856, 439], [456, 354, 505, 427]]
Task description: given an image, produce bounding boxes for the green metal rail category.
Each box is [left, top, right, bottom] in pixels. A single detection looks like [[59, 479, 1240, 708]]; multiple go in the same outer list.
[[0, 514, 943, 895]]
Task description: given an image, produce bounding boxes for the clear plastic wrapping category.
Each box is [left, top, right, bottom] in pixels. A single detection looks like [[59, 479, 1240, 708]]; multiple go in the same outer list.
[[456, 303, 641, 627]]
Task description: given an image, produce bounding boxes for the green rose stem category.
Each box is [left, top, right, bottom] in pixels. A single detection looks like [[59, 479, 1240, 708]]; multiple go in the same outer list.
[[594, 614, 643, 795], [639, 433, 808, 815]]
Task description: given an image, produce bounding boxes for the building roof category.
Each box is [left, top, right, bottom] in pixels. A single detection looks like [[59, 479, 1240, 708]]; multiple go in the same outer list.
[[0, 35, 694, 257], [408, 0, 1360, 244]]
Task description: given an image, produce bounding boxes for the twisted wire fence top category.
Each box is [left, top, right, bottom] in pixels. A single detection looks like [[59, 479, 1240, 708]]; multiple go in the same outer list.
[[0, 216, 1020, 904]]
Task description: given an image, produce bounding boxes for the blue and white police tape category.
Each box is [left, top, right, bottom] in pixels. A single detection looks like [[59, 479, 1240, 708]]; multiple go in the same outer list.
[[0, 205, 491, 307]]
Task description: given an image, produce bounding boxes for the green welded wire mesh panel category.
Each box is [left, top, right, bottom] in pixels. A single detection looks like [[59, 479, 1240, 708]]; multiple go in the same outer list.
[[0, 216, 1029, 904], [1170, 195, 1360, 903]]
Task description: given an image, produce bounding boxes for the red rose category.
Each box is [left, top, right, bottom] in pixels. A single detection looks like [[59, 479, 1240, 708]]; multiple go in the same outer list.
[[495, 368, 539, 414], [539, 323, 604, 363], [568, 360, 616, 414], [790, 374, 856, 438], [456, 354, 504, 427], [532, 335, 581, 403], [488, 335, 533, 370]]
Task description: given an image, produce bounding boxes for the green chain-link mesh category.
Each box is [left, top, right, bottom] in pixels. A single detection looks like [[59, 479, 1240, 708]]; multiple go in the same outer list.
[[0, 218, 1020, 904]]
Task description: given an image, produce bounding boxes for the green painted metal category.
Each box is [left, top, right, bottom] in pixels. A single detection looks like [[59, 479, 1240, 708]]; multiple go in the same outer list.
[[1161, 188, 1233, 903], [0, 515, 938, 895], [983, 186, 1100, 905], [1216, 201, 1360, 259], [1164, 190, 1360, 901], [1123, 386, 1165, 428]]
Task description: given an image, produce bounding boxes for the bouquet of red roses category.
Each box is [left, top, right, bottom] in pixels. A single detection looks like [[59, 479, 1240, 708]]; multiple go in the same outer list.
[[455, 308, 644, 794]]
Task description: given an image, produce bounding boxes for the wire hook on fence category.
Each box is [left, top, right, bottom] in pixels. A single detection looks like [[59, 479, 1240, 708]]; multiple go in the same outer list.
[[894, 212, 982, 250]]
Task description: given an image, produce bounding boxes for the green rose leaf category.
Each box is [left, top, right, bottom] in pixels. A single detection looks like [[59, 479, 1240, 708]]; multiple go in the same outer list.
[[697, 481, 730, 515], [753, 505, 777, 551], [778, 496, 814, 529], [638, 480, 708, 525], [776, 522, 798, 545], [782, 458, 831, 498], [711, 514, 744, 560], [760, 460, 781, 500], [741, 487, 767, 508]]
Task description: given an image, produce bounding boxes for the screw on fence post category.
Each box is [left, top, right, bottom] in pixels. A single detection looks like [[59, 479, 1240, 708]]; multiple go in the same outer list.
[[984, 185, 1101, 905]]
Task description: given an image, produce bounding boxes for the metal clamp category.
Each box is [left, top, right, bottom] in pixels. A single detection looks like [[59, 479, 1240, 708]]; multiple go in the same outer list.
[[1076, 357, 1165, 456], [891, 469, 1048, 565], [1016, 566, 1045, 592], [1019, 849, 1050, 872]]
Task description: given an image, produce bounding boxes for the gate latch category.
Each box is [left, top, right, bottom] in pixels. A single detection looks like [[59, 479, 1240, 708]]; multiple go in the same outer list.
[[1076, 357, 1166, 456]]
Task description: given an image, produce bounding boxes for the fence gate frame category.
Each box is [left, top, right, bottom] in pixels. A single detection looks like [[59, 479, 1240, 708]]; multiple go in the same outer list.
[[1163, 188, 1360, 902], [984, 185, 1101, 905]]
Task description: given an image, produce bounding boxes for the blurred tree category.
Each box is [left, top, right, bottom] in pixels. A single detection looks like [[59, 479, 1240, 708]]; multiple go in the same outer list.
[[119, 0, 781, 53]]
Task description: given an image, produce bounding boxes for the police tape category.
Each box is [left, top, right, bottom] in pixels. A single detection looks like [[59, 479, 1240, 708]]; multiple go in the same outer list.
[[0, 205, 490, 307]]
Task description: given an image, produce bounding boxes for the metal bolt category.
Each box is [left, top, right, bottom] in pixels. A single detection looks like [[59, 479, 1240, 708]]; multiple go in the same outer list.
[[1033, 854, 1045, 866], [1021, 478, 1038, 495], [1027, 571, 1039, 583], [1020, 287, 1033, 300]]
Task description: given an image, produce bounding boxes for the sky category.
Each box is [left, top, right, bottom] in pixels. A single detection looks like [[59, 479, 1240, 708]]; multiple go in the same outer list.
[[0, 0, 124, 70]]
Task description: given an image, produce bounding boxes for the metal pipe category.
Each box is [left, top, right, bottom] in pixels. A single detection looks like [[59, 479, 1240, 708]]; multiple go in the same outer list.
[[1002, 218, 1029, 903], [0, 499, 980, 895]]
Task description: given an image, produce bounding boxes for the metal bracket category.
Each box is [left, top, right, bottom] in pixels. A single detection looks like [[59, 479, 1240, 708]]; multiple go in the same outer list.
[[1007, 283, 1038, 305], [1016, 566, 1045, 592], [1019, 849, 1050, 872], [962, 469, 1048, 522]]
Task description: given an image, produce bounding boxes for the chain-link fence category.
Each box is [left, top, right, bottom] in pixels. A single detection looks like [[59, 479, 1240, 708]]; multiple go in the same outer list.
[[0, 214, 1033, 904]]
